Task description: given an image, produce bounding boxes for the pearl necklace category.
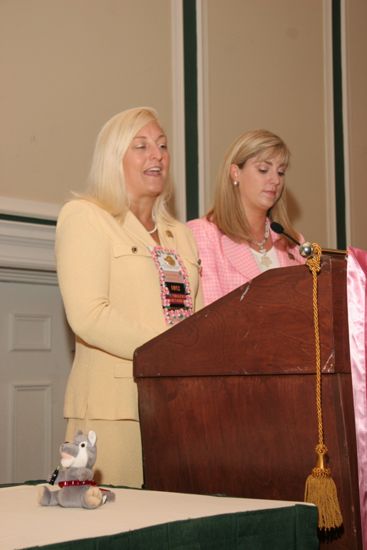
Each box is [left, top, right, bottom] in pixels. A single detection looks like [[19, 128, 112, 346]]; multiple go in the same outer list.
[[251, 219, 270, 254]]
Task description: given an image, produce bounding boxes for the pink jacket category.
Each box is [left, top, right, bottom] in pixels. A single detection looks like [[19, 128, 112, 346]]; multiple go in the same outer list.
[[187, 217, 305, 305]]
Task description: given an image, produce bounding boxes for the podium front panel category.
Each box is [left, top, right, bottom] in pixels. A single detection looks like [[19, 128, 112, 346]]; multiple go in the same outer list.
[[134, 256, 361, 549]]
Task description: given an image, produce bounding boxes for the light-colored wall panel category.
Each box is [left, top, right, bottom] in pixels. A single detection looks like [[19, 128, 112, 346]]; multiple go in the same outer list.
[[9, 314, 51, 351], [344, 0, 367, 250], [11, 383, 52, 482], [0, 280, 73, 483], [201, 0, 333, 247], [1, 0, 366, 245], [0, 0, 173, 206]]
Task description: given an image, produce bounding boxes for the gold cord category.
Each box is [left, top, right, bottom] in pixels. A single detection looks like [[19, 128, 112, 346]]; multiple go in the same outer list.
[[306, 244, 325, 453], [304, 243, 343, 531]]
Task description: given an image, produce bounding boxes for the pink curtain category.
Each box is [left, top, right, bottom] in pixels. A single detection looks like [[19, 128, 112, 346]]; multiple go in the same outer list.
[[347, 247, 367, 548]]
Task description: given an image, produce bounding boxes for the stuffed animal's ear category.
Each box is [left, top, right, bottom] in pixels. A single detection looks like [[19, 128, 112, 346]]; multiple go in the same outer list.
[[88, 430, 97, 447]]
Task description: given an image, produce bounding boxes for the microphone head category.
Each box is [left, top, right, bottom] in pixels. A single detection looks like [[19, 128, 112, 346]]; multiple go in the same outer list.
[[270, 221, 284, 234], [271, 220, 304, 249]]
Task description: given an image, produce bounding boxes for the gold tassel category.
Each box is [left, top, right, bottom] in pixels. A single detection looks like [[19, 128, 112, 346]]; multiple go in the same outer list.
[[304, 245, 343, 532], [304, 443, 343, 530]]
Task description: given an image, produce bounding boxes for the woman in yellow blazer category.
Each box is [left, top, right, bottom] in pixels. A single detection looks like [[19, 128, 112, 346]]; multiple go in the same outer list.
[[55, 107, 203, 487]]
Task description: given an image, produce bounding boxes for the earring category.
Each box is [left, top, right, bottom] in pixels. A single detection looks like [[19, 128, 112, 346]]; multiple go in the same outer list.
[[233, 180, 239, 187]]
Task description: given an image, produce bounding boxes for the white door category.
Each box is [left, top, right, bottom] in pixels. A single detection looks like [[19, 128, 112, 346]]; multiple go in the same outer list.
[[0, 278, 73, 484]]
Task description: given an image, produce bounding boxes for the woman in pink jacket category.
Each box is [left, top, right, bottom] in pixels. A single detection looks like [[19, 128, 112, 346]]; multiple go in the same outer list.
[[187, 129, 305, 305]]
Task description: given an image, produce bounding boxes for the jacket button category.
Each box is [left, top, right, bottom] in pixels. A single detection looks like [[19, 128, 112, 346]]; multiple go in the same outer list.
[[132, 247, 138, 253]]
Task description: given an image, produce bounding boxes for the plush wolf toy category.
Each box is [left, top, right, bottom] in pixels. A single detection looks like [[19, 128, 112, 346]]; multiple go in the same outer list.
[[38, 430, 115, 509]]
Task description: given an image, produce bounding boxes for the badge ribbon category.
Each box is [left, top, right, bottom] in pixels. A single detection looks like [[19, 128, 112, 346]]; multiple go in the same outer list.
[[150, 246, 193, 326]]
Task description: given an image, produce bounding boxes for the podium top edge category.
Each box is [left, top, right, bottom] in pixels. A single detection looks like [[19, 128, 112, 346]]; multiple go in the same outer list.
[[321, 248, 347, 256]]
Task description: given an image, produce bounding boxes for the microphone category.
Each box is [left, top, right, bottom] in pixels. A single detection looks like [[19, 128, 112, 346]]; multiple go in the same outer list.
[[270, 221, 313, 258]]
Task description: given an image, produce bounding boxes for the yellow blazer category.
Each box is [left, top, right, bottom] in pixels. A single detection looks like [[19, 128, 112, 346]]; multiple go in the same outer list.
[[56, 199, 203, 421]]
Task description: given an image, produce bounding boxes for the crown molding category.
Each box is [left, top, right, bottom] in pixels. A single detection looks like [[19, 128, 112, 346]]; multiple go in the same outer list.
[[0, 267, 57, 285], [0, 196, 61, 221], [0, 197, 58, 283], [0, 219, 56, 283]]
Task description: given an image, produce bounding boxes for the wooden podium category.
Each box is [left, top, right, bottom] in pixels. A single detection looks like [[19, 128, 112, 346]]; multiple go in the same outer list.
[[133, 254, 362, 549]]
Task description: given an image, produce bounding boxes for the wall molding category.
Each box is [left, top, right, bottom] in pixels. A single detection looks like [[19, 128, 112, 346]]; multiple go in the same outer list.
[[323, 0, 337, 249], [332, 0, 347, 249], [196, 0, 208, 216], [0, 218, 57, 284], [0, 196, 61, 221], [183, 0, 199, 220], [340, 0, 350, 246], [0, 268, 57, 285], [171, 0, 186, 222]]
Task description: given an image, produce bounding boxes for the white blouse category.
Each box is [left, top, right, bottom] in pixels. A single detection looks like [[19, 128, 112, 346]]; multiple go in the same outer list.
[[250, 246, 280, 272]]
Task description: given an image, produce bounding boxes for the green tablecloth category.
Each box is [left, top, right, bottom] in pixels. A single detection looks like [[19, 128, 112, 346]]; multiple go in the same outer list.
[[27, 505, 318, 550]]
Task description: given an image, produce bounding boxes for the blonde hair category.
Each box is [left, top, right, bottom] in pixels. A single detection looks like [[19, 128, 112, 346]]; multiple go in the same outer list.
[[208, 129, 300, 244], [81, 107, 173, 221]]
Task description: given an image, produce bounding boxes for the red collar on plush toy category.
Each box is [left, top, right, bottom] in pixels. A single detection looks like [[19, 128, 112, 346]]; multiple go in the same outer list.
[[58, 480, 97, 488]]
